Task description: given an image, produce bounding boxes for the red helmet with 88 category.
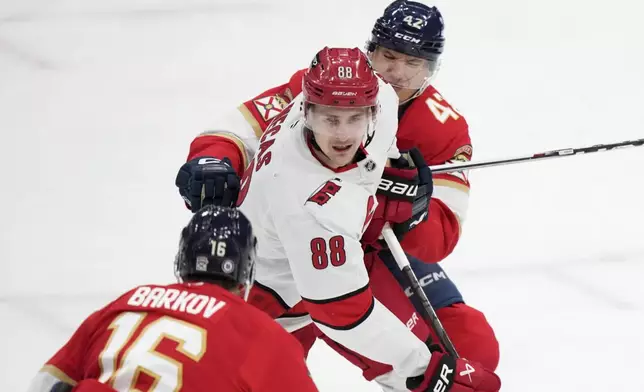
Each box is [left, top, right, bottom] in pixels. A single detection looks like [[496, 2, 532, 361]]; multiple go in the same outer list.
[[303, 47, 379, 107]]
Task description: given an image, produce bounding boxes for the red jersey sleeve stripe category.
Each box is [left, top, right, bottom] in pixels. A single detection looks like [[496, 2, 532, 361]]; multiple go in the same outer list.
[[302, 284, 375, 330], [248, 282, 290, 319], [188, 133, 248, 174]]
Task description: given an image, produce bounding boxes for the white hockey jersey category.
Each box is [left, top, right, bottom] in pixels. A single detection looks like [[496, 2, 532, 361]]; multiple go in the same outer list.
[[238, 79, 431, 379]]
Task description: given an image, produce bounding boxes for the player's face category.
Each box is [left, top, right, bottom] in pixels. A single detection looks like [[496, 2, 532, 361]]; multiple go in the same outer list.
[[370, 47, 436, 102], [307, 105, 371, 168]]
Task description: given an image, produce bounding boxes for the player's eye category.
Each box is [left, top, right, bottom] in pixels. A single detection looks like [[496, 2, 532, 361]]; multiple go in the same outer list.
[[348, 115, 364, 124], [325, 117, 339, 126]]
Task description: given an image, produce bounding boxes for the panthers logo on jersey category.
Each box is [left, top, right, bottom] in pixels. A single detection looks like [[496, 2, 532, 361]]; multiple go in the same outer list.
[[253, 95, 289, 122]]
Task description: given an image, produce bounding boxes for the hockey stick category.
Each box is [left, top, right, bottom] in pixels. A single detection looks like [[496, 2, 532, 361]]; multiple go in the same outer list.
[[381, 224, 460, 358], [380, 139, 642, 355], [430, 137, 644, 174]]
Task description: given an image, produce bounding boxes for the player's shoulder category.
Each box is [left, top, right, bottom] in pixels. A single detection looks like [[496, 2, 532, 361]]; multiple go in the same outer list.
[[285, 68, 306, 99], [222, 290, 294, 339], [121, 282, 260, 320], [156, 284, 292, 344], [113, 283, 166, 301], [100, 283, 167, 314], [68, 286, 146, 333], [399, 85, 472, 162], [109, 282, 234, 306], [377, 77, 400, 108], [375, 78, 400, 131], [408, 85, 468, 128], [240, 69, 307, 130], [232, 299, 281, 328]]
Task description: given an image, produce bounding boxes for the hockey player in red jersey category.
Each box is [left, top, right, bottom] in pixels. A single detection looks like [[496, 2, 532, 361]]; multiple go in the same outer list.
[[362, 1, 500, 372], [175, 1, 500, 380], [27, 206, 319, 392]]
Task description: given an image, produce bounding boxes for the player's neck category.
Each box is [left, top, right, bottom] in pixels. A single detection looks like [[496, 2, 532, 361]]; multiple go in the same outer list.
[[306, 131, 345, 169], [312, 148, 342, 169], [397, 88, 420, 104]]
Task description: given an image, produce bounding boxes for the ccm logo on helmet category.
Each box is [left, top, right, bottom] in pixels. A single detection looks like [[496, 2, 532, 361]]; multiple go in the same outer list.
[[394, 32, 421, 44], [378, 178, 418, 197]]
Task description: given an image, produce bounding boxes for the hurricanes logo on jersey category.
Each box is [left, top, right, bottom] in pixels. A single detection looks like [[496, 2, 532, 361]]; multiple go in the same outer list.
[[307, 178, 342, 206]]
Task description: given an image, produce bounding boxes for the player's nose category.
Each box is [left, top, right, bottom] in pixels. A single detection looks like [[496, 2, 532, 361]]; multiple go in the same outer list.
[[330, 129, 353, 143], [385, 61, 405, 81], [331, 134, 351, 144]]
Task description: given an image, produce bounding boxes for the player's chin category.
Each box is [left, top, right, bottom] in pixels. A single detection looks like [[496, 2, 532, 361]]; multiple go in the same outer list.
[[390, 83, 415, 98]]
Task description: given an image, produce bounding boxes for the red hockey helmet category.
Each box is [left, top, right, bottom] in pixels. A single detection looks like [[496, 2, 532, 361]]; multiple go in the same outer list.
[[303, 47, 379, 107]]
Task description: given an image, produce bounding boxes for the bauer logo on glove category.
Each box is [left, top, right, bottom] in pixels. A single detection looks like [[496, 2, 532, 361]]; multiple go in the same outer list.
[[378, 177, 419, 198]]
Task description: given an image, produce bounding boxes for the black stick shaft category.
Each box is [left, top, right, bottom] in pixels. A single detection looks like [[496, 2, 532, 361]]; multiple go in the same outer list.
[[430, 137, 644, 174], [381, 226, 459, 358], [401, 265, 459, 358]]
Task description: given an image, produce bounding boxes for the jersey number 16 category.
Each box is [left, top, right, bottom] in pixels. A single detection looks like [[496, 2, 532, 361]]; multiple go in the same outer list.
[[98, 312, 206, 392]]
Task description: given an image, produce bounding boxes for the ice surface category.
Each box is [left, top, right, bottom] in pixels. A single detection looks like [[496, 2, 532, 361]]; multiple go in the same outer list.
[[1, 0, 643, 390]]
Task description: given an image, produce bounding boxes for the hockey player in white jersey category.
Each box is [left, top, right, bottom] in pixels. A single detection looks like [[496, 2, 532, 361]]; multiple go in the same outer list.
[[231, 47, 500, 392], [237, 46, 424, 388]]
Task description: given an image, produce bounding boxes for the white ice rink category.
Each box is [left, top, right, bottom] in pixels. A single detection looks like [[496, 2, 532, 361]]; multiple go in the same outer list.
[[1, 0, 643, 390]]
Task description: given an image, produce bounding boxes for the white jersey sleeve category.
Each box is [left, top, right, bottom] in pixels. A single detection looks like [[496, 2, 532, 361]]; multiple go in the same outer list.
[[377, 80, 401, 161], [271, 177, 430, 378]]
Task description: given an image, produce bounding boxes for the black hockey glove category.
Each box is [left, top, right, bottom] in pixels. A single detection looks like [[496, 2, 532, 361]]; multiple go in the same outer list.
[[175, 157, 240, 211]]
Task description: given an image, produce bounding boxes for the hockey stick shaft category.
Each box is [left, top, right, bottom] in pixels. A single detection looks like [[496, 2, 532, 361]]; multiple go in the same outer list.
[[381, 224, 460, 358], [430, 137, 644, 174]]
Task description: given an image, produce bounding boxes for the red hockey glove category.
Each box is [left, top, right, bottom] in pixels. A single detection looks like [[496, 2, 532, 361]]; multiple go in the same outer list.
[[407, 351, 501, 392], [362, 148, 433, 245]]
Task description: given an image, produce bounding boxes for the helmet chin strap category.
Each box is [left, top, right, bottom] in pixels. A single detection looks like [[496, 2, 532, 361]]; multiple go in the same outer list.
[[303, 106, 341, 162], [305, 127, 326, 153], [401, 59, 442, 104], [362, 122, 375, 148]]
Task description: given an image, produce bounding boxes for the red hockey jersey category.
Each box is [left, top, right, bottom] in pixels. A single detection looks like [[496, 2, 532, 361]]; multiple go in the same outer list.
[[28, 282, 318, 392], [187, 70, 471, 263]]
